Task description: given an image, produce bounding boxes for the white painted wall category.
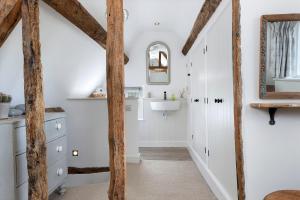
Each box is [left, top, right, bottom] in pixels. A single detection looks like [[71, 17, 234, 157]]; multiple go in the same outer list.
[[125, 31, 188, 147], [241, 1, 300, 199], [0, 2, 107, 106], [125, 31, 188, 99]]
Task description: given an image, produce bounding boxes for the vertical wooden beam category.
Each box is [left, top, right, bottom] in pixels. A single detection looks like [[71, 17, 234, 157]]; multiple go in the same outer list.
[[106, 0, 126, 199], [232, 0, 245, 200], [22, 0, 48, 199]]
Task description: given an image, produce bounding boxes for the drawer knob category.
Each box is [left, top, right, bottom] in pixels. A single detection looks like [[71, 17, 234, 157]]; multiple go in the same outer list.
[[57, 168, 64, 176], [56, 146, 63, 152], [56, 123, 62, 130]]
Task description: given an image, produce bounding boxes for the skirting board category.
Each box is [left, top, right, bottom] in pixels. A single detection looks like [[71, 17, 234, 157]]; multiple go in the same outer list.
[[188, 145, 232, 200], [139, 141, 187, 147]]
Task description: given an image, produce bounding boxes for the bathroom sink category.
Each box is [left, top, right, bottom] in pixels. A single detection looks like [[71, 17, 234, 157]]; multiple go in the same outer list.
[[150, 100, 181, 111]]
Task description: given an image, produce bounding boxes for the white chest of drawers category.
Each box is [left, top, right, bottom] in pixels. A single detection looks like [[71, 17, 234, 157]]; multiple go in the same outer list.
[[12, 113, 67, 200]]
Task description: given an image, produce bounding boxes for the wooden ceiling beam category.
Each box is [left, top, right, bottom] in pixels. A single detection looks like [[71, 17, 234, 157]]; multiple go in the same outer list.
[[42, 0, 129, 64], [182, 0, 222, 55], [0, 0, 22, 48]]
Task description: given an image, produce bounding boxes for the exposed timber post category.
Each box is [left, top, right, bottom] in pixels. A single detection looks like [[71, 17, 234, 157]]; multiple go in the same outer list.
[[22, 0, 48, 199], [232, 1, 245, 199], [106, 0, 126, 199]]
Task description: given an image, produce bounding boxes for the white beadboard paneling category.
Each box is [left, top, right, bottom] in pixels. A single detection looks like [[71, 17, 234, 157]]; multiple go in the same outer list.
[[188, 2, 238, 200], [139, 99, 187, 147], [206, 3, 238, 200]]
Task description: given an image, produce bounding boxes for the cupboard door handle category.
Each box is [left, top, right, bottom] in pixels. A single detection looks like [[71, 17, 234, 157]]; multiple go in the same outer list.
[[194, 99, 199, 102]]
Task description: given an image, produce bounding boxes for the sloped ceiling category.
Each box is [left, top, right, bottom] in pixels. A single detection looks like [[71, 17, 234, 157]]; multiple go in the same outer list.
[[78, 0, 205, 54]]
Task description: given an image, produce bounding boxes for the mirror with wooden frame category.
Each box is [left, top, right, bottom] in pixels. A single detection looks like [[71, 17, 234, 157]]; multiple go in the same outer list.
[[146, 42, 171, 85], [260, 14, 300, 99]]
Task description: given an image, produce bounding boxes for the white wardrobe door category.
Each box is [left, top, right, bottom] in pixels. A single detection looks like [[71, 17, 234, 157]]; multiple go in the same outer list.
[[191, 39, 207, 162], [206, 2, 238, 200]]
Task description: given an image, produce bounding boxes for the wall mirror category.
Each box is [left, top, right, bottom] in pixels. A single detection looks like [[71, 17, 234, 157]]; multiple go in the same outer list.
[[146, 42, 170, 85], [260, 14, 300, 99]]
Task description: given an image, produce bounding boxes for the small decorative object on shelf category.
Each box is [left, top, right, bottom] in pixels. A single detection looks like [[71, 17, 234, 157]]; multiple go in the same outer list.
[[0, 92, 12, 119], [89, 88, 107, 99], [250, 103, 300, 125]]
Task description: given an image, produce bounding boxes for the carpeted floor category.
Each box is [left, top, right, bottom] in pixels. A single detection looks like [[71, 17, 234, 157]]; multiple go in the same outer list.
[[50, 148, 216, 200]]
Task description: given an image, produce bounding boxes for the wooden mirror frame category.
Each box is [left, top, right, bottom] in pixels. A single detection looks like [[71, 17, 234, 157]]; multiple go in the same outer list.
[[259, 14, 300, 99], [146, 41, 171, 85]]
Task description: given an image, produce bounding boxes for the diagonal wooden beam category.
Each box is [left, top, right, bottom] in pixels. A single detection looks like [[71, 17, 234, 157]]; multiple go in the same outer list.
[[182, 0, 222, 55], [0, 0, 22, 47], [42, 0, 129, 64]]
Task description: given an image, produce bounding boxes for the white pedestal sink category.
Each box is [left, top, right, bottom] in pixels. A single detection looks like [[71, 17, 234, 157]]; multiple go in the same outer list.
[[150, 100, 181, 111]]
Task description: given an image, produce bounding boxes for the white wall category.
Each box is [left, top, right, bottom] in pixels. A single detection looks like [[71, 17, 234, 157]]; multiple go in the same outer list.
[[125, 31, 187, 99], [65, 99, 140, 186], [241, 1, 300, 199], [0, 2, 107, 107], [125, 31, 188, 147]]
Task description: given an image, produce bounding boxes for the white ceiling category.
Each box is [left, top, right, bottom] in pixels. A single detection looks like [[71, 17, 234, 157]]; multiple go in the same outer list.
[[79, 0, 204, 53]]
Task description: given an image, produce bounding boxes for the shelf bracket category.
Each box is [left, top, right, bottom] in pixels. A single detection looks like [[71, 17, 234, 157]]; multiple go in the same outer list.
[[268, 108, 278, 125]]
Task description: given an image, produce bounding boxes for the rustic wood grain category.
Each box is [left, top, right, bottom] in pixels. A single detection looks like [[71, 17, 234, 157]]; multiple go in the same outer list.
[[22, 0, 48, 199], [182, 0, 222, 55], [68, 167, 110, 174], [250, 103, 300, 109], [45, 107, 65, 113], [264, 190, 300, 200], [0, 0, 21, 47], [106, 0, 126, 199], [42, 0, 129, 64], [259, 14, 300, 99], [232, 0, 245, 200], [0, 0, 18, 20]]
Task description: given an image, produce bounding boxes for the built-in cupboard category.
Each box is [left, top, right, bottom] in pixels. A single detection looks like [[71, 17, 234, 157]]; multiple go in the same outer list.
[[188, 2, 238, 200]]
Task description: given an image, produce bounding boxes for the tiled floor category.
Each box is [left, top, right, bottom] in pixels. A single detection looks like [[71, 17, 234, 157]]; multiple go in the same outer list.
[[51, 148, 216, 200]]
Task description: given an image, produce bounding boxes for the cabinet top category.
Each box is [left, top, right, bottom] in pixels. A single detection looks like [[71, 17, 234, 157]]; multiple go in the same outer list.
[[0, 112, 66, 127]]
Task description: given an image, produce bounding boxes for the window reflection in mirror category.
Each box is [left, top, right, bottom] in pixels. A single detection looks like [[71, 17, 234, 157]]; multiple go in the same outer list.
[[147, 42, 170, 85], [265, 20, 300, 92]]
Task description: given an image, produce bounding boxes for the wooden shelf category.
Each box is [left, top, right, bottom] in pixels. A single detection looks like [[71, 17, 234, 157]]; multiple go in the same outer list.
[[250, 103, 300, 109], [250, 103, 300, 125]]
